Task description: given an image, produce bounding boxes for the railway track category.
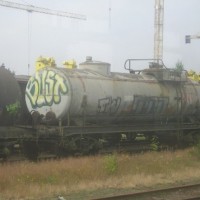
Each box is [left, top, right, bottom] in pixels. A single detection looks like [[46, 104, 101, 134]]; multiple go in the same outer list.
[[91, 183, 200, 200]]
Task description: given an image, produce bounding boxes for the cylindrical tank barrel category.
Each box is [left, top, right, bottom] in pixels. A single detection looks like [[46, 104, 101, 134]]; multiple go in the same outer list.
[[25, 59, 200, 125], [0, 66, 21, 125]]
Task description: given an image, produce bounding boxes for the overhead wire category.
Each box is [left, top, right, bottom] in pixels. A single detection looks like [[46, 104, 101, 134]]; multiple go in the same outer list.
[[109, 0, 111, 29], [27, 10, 32, 75]]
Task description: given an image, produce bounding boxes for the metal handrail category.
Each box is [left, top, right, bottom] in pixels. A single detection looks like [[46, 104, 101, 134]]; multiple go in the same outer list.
[[124, 58, 166, 72]]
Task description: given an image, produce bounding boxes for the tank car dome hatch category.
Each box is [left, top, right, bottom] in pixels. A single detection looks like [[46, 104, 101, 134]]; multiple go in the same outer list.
[[0, 66, 21, 125], [79, 56, 111, 76]]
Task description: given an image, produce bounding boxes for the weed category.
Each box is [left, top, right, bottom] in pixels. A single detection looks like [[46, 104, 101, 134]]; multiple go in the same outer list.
[[104, 154, 118, 174], [150, 135, 159, 151], [190, 141, 200, 160]]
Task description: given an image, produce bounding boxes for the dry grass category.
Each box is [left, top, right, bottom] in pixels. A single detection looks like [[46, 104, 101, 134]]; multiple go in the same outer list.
[[1, 148, 200, 199]]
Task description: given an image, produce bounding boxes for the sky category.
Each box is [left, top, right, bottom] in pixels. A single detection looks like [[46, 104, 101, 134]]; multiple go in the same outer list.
[[0, 0, 200, 75]]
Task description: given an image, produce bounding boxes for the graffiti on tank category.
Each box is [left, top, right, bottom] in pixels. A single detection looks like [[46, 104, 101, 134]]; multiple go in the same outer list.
[[26, 70, 68, 108], [6, 101, 21, 114], [132, 95, 169, 114], [98, 97, 121, 114]]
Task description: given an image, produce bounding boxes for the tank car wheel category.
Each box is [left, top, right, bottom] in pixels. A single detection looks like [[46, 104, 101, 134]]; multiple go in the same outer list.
[[191, 131, 200, 144], [23, 141, 39, 161], [1, 146, 11, 161], [72, 136, 100, 156], [126, 133, 136, 141], [104, 133, 122, 146]]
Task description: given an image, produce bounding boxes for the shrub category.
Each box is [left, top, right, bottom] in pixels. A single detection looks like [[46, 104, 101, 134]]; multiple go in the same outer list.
[[104, 154, 118, 174], [150, 135, 159, 151]]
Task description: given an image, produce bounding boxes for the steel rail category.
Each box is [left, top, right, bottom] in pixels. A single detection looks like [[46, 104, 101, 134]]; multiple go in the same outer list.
[[184, 197, 200, 200], [91, 183, 200, 200]]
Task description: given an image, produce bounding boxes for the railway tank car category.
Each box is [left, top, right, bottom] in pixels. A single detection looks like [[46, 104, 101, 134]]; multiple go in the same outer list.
[[1, 57, 200, 160], [0, 65, 33, 159], [0, 65, 21, 125], [25, 57, 200, 126], [21, 57, 200, 158]]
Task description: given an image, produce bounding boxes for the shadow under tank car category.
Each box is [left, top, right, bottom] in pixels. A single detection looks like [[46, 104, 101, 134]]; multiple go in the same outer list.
[[24, 57, 200, 157]]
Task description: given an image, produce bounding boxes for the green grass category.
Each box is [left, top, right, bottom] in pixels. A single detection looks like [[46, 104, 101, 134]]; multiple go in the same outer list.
[[1, 148, 200, 199]]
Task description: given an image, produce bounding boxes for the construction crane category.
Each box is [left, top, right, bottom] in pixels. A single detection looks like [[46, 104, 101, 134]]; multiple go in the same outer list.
[[185, 34, 200, 44], [0, 0, 86, 74], [0, 0, 86, 20], [154, 0, 164, 62]]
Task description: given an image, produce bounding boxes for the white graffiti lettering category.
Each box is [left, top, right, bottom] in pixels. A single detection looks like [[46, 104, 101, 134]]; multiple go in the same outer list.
[[98, 97, 121, 114], [26, 69, 68, 108]]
